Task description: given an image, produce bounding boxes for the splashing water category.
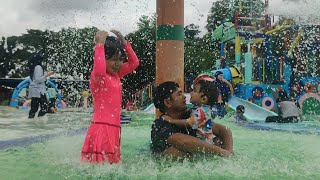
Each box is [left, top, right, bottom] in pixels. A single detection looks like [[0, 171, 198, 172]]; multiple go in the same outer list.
[[0, 107, 320, 179]]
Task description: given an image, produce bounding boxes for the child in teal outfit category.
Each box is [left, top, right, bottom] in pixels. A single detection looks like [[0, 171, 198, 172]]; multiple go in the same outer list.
[[163, 80, 222, 146], [46, 88, 57, 113]]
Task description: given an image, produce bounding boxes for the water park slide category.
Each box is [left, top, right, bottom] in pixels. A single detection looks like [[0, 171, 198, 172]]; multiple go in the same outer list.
[[144, 93, 278, 121], [228, 96, 278, 122], [144, 103, 155, 114], [143, 91, 278, 121], [228, 97, 320, 134]]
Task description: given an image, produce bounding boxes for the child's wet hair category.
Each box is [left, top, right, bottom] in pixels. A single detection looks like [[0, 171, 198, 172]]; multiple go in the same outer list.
[[278, 90, 289, 102], [28, 52, 44, 80], [196, 80, 219, 106], [236, 105, 245, 113], [104, 36, 127, 61]]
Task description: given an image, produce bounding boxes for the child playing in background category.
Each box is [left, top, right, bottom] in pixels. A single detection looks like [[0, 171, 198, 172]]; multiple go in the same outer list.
[[213, 71, 234, 118], [47, 88, 57, 113], [235, 105, 247, 123], [125, 100, 133, 111], [81, 30, 140, 164], [163, 80, 222, 146], [266, 90, 302, 123]]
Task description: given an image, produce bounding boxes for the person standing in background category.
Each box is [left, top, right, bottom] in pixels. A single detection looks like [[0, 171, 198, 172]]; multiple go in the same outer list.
[[28, 53, 54, 118]]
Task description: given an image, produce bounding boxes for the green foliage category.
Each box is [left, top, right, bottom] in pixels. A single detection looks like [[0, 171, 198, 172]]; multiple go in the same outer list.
[[206, 0, 232, 33], [184, 24, 201, 39], [46, 27, 97, 80], [184, 26, 216, 76], [122, 15, 156, 101], [0, 37, 15, 78], [0, 36, 29, 78]]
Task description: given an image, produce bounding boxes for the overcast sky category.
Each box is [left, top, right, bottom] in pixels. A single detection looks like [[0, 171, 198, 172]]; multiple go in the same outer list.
[[267, 0, 319, 25], [0, 0, 318, 37]]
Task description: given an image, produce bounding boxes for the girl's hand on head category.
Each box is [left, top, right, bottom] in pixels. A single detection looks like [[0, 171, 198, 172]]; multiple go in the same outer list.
[[95, 31, 109, 45], [110, 29, 127, 45]]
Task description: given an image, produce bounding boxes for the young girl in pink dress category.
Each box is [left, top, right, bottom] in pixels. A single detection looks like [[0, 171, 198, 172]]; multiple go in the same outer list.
[[81, 30, 139, 164]]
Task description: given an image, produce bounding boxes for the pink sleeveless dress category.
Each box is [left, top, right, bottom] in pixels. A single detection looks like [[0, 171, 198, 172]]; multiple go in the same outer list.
[[81, 43, 139, 163]]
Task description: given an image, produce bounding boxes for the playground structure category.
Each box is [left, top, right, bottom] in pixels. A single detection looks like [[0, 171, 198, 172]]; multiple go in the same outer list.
[[201, 0, 320, 116], [8, 78, 66, 109], [118, 0, 320, 117], [3, 0, 316, 118]]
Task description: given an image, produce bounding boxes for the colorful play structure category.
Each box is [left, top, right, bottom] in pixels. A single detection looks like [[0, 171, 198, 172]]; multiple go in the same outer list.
[[197, 0, 320, 115], [8, 78, 66, 109]]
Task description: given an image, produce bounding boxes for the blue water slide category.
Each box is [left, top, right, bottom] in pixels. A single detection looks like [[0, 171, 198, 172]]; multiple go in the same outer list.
[[9, 79, 31, 107], [9, 78, 63, 107]]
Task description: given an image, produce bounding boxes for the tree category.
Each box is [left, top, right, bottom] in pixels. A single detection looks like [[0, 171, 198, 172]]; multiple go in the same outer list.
[[44, 27, 97, 106], [122, 15, 157, 102], [18, 29, 48, 52], [0, 37, 16, 78], [0, 29, 53, 78], [206, 0, 232, 33], [184, 24, 215, 76], [46, 27, 97, 80], [185, 24, 201, 39]]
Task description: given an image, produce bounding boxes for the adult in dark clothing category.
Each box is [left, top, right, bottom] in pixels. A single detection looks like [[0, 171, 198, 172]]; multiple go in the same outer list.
[[151, 81, 233, 158], [213, 71, 233, 118]]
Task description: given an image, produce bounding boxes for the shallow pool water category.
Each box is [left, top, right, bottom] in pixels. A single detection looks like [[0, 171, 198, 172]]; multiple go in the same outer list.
[[0, 107, 320, 179]]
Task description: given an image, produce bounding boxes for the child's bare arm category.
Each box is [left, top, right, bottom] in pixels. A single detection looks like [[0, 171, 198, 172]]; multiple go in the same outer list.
[[162, 115, 190, 128]]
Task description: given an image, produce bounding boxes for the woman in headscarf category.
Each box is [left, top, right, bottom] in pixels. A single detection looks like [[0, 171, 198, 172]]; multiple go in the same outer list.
[[28, 53, 54, 118]]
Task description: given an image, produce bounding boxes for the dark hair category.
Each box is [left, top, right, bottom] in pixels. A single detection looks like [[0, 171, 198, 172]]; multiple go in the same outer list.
[[28, 53, 43, 80], [277, 90, 288, 102], [153, 81, 179, 113], [236, 105, 245, 113], [196, 80, 219, 106], [215, 71, 223, 77], [104, 36, 127, 61]]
